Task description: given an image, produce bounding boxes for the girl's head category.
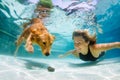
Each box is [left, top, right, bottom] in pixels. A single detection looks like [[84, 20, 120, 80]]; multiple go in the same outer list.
[[72, 30, 96, 46]]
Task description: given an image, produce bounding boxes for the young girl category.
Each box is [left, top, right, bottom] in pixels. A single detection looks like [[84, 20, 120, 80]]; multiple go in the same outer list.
[[59, 30, 120, 61]]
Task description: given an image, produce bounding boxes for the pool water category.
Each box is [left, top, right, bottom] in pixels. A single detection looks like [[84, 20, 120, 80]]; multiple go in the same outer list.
[[0, 0, 120, 80]]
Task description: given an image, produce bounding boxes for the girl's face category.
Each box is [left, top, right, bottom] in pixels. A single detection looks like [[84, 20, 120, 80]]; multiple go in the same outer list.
[[73, 36, 89, 52]]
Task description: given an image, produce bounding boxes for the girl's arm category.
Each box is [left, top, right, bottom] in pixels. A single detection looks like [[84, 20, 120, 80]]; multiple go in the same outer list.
[[58, 49, 76, 58], [95, 42, 120, 52]]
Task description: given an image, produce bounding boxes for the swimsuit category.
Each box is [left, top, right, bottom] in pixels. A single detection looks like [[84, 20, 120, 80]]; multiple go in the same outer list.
[[79, 47, 105, 61]]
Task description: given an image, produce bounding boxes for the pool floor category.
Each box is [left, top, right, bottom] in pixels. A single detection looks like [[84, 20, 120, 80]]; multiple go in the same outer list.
[[0, 55, 120, 80]]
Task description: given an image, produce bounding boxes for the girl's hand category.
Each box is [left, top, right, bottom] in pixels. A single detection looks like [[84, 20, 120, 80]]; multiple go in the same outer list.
[[58, 55, 64, 58]]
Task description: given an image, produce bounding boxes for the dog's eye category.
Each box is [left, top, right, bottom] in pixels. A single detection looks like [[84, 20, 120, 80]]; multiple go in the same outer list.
[[43, 42, 46, 45]]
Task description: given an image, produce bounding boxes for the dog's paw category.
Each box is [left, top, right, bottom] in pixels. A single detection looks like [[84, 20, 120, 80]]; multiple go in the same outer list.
[[25, 45, 34, 53]]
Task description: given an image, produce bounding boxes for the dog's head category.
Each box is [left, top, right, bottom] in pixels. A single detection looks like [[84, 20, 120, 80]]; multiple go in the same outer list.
[[36, 33, 55, 56], [30, 18, 55, 56], [31, 30, 55, 56]]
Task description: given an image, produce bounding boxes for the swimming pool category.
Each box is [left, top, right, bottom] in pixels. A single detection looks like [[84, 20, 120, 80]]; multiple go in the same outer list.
[[0, 0, 120, 80]]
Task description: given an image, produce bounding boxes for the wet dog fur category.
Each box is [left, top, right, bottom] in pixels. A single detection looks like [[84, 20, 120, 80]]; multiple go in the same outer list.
[[15, 18, 55, 56]]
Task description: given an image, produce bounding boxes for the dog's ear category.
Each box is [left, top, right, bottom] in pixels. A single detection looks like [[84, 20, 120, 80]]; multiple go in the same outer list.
[[49, 34, 55, 42], [52, 35, 55, 40]]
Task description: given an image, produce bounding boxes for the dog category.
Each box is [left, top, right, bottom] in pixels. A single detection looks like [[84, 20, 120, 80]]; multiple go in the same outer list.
[[14, 18, 55, 56]]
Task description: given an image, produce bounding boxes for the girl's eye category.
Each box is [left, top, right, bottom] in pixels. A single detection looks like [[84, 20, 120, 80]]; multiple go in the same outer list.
[[75, 41, 81, 44]]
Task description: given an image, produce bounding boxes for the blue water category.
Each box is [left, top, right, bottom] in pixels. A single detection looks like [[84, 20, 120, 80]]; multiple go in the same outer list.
[[0, 0, 120, 80], [0, 0, 120, 59]]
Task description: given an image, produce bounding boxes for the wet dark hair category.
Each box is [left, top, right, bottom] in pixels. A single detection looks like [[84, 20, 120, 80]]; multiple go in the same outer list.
[[72, 30, 96, 45]]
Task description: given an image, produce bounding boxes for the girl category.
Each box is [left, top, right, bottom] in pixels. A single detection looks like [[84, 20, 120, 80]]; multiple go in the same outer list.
[[59, 30, 120, 61]]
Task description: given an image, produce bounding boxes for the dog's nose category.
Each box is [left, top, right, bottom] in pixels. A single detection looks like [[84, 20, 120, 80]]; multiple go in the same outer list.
[[45, 52, 50, 56]]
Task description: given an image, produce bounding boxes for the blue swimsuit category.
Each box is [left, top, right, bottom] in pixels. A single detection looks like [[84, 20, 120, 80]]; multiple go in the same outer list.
[[79, 47, 105, 61]]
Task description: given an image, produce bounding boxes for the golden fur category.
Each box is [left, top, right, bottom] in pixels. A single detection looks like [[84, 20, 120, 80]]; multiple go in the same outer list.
[[15, 18, 55, 56]]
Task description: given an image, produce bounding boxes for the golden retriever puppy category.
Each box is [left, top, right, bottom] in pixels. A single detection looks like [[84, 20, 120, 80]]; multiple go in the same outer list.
[[15, 18, 55, 56]]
